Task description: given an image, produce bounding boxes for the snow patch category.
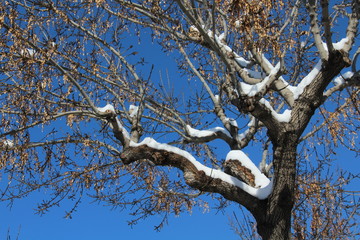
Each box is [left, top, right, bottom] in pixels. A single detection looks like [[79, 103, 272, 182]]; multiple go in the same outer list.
[[333, 71, 354, 86], [235, 57, 251, 67], [293, 60, 322, 100], [333, 38, 349, 50], [97, 104, 116, 114], [259, 98, 292, 123], [2, 139, 14, 148], [240, 62, 280, 97], [225, 118, 238, 127], [186, 125, 231, 138], [129, 105, 139, 117], [97, 104, 130, 139]]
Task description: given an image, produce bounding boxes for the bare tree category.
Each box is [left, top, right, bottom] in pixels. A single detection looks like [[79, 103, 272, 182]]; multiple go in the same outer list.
[[0, 0, 359, 239]]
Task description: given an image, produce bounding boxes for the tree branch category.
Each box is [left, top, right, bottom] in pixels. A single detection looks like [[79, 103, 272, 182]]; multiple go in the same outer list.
[[120, 138, 270, 214]]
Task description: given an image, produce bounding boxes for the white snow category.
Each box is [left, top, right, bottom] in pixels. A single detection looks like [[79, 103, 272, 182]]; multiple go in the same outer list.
[[218, 32, 226, 41], [189, 25, 199, 33], [292, 60, 322, 100], [240, 62, 280, 97], [259, 98, 292, 123], [21, 48, 36, 57], [333, 37, 349, 50], [213, 33, 251, 67], [130, 138, 273, 199], [97, 104, 116, 113], [225, 118, 238, 127], [2, 139, 14, 148], [186, 125, 231, 138], [322, 38, 349, 51], [97, 104, 130, 139], [129, 105, 139, 117], [235, 57, 251, 67], [333, 71, 354, 86], [321, 38, 349, 52], [116, 117, 130, 139], [226, 150, 270, 188]]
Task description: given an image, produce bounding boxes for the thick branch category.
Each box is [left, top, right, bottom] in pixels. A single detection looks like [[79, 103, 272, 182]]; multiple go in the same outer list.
[[120, 139, 268, 214]]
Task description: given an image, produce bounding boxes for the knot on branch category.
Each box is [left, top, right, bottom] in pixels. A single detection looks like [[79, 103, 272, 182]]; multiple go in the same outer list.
[[97, 104, 117, 119], [238, 95, 256, 113], [187, 26, 211, 48], [120, 146, 154, 165]]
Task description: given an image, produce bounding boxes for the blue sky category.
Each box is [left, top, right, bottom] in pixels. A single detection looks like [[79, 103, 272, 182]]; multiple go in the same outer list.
[[0, 193, 240, 240]]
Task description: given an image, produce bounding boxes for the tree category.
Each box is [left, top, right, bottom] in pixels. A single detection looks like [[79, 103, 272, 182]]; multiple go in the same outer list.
[[0, 0, 359, 239]]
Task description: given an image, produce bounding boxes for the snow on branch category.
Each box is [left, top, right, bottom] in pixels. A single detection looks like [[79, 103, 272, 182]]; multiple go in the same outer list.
[[240, 62, 281, 97], [97, 104, 130, 146], [259, 98, 292, 123], [333, 71, 354, 86], [186, 125, 231, 139], [213, 30, 251, 68], [291, 60, 322, 100], [0, 139, 14, 149], [97, 104, 116, 114], [129, 105, 139, 118], [128, 138, 273, 200]]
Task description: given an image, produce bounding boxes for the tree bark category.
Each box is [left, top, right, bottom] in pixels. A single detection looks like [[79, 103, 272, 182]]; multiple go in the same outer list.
[[255, 133, 298, 240]]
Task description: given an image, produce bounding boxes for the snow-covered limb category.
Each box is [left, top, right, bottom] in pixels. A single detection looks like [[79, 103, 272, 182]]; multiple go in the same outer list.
[[126, 138, 273, 200], [259, 98, 292, 123], [225, 118, 238, 128], [247, 52, 295, 106], [185, 125, 232, 145], [333, 71, 354, 86], [323, 71, 359, 100], [240, 62, 281, 97], [214, 33, 251, 68], [291, 60, 322, 100], [97, 104, 116, 114], [186, 125, 231, 138], [97, 104, 130, 146]]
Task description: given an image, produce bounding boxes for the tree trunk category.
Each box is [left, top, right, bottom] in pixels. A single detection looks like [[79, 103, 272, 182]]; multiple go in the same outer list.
[[256, 133, 298, 240]]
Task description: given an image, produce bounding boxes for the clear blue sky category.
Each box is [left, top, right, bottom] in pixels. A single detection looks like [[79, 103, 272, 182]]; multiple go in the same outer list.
[[0, 193, 240, 240]]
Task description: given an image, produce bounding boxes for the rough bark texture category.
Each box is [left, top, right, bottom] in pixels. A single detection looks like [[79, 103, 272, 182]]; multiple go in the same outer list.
[[120, 145, 263, 214], [253, 50, 351, 240], [255, 135, 298, 240]]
